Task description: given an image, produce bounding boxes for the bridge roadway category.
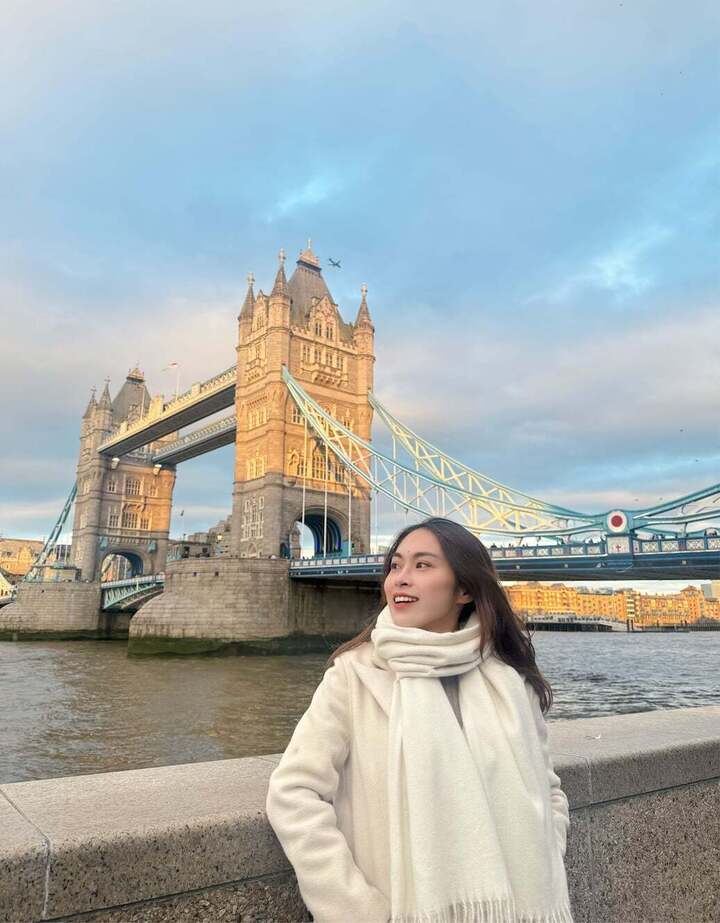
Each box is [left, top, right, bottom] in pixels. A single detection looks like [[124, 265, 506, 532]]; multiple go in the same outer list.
[[97, 366, 236, 459], [98, 533, 720, 612], [288, 535, 720, 581]]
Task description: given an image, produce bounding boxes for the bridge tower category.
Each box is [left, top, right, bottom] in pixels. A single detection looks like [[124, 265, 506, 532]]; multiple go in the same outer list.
[[230, 243, 375, 558], [70, 369, 177, 580]]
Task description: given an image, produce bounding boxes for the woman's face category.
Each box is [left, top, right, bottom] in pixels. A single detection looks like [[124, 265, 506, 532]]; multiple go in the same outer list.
[[383, 527, 472, 633]]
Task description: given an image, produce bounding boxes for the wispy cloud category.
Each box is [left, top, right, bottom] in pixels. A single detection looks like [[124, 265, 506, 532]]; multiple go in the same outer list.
[[527, 223, 674, 304], [265, 174, 342, 223]]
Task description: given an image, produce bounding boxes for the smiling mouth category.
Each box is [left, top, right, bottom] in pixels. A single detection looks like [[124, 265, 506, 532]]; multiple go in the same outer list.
[[393, 595, 419, 604]]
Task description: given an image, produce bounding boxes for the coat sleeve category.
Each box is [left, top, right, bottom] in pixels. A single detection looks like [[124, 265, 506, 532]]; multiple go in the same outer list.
[[524, 680, 571, 858], [265, 655, 391, 923]]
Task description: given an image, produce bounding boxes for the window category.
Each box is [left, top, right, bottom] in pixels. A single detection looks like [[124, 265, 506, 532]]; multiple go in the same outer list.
[[315, 321, 322, 336], [147, 481, 157, 497], [241, 496, 264, 541], [107, 478, 117, 493], [126, 477, 140, 496], [312, 453, 324, 480], [301, 344, 310, 361], [108, 509, 119, 528], [140, 516, 150, 531], [326, 325, 333, 340], [291, 404, 302, 424], [122, 511, 138, 529], [248, 403, 268, 429], [314, 346, 321, 362], [246, 456, 265, 479]]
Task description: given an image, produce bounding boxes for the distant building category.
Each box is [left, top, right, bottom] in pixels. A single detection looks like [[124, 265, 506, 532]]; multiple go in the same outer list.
[[167, 516, 232, 562], [0, 538, 44, 578], [701, 581, 720, 600], [506, 581, 720, 626], [0, 567, 16, 596], [0, 539, 73, 580]]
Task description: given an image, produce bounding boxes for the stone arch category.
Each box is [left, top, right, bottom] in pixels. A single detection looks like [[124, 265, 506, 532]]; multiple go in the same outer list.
[[99, 548, 147, 581], [292, 507, 345, 557]]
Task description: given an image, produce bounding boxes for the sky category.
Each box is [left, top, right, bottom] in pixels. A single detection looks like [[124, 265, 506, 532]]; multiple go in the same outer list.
[[2, 1, 719, 592]]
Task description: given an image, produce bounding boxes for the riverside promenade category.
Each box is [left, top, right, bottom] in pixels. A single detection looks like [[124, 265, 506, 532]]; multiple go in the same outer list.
[[2, 705, 719, 923]]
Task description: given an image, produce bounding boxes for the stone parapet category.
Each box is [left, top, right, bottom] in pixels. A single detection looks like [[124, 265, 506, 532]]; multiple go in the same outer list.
[[1, 705, 719, 922]]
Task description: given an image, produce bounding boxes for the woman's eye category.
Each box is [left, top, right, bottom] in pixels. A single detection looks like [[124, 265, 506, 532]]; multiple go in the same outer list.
[[416, 561, 429, 567]]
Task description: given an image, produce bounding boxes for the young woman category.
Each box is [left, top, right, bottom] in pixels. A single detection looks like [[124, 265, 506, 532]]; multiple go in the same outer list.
[[265, 517, 573, 923]]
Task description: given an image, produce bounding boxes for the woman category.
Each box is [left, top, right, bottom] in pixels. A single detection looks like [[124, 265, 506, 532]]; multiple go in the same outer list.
[[265, 517, 574, 923]]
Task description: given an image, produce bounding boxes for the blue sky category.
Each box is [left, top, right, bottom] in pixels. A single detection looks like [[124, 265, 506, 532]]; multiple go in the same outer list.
[[2, 1, 719, 590]]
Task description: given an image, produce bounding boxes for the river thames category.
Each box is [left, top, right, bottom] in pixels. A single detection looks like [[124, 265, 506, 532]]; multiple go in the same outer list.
[[2, 630, 718, 784]]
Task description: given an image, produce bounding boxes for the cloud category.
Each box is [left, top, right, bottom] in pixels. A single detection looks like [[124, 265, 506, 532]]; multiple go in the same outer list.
[[531, 224, 674, 304], [265, 175, 343, 223]]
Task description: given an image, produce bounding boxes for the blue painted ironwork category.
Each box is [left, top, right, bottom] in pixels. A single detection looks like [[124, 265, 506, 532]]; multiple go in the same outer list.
[[22, 483, 77, 584], [101, 574, 165, 610]]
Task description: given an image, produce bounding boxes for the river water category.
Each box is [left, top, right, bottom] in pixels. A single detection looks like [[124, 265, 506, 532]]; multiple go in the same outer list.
[[1, 631, 718, 784]]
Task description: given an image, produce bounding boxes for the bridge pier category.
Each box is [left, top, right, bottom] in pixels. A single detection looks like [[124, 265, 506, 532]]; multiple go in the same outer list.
[[0, 580, 102, 640], [127, 557, 379, 655]]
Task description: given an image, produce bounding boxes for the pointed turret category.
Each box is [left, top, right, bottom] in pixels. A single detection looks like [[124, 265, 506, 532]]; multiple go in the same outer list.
[[354, 284, 374, 331], [98, 379, 112, 409], [239, 272, 255, 320], [82, 387, 97, 419], [271, 249, 289, 297], [297, 238, 321, 270]]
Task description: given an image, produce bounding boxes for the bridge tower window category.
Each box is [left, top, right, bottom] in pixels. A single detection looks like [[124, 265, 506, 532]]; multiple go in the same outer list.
[[122, 511, 138, 529], [107, 478, 117, 493], [125, 477, 140, 496], [108, 510, 120, 528], [147, 481, 157, 497], [140, 516, 150, 531], [291, 404, 302, 424]]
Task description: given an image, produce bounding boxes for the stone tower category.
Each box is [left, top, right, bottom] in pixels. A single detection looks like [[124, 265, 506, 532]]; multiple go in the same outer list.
[[70, 369, 177, 580], [230, 242, 375, 557]]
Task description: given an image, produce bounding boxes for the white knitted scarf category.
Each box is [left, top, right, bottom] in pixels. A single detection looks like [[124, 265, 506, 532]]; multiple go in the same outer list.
[[370, 604, 574, 923]]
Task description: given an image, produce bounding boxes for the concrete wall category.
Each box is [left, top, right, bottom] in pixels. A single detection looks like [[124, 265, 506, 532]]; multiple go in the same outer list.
[[1, 704, 719, 923], [0, 582, 102, 640]]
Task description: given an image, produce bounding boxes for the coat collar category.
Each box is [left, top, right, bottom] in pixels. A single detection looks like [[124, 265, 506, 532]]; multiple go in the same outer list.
[[349, 659, 395, 718]]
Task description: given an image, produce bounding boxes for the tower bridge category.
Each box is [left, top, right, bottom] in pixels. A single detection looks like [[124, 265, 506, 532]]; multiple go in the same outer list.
[[3, 240, 720, 652]]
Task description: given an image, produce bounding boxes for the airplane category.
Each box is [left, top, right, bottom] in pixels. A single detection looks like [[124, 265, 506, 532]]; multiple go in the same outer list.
[[328, 257, 342, 268]]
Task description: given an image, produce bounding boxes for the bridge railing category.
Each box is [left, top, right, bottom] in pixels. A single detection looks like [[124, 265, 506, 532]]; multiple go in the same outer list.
[[98, 364, 237, 452], [101, 574, 165, 609], [487, 535, 720, 559], [289, 554, 386, 569], [101, 574, 165, 590]]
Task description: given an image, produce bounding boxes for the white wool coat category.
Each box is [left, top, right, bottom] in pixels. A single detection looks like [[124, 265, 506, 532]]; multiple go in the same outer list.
[[265, 641, 571, 923]]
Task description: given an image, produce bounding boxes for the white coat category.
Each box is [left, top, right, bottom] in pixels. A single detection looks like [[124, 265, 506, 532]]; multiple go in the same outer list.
[[265, 640, 570, 923]]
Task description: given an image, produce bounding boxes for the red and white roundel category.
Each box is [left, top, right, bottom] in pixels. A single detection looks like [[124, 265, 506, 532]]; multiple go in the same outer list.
[[607, 510, 628, 533]]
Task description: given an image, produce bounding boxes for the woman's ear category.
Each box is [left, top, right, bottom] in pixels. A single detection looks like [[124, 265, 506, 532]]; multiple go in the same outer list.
[[456, 587, 473, 604]]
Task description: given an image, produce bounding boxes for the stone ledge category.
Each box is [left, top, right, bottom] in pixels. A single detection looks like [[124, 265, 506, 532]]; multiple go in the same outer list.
[[0, 704, 718, 923]]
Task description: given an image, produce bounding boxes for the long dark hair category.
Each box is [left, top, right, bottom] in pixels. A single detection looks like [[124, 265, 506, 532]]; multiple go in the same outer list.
[[325, 517, 554, 714]]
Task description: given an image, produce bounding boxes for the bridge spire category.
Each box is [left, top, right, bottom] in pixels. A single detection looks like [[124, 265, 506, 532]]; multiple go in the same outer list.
[[297, 238, 321, 270], [98, 378, 112, 409], [271, 249, 289, 297], [82, 386, 97, 419], [239, 272, 255, 320], [355, 283, 374, 329]]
